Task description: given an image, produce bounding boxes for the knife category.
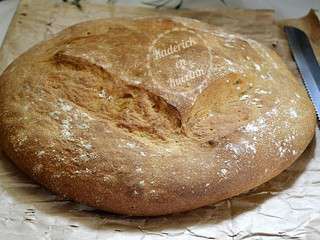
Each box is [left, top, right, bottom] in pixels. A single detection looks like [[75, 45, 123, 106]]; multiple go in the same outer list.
[[284, 26, 320, 119]]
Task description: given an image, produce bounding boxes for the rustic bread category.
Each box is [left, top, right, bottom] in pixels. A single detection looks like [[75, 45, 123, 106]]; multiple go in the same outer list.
[[0, 17, 315, 216]]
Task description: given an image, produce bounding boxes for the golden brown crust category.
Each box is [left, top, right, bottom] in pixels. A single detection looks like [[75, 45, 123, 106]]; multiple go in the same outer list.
[[0, 17, 316, 216]]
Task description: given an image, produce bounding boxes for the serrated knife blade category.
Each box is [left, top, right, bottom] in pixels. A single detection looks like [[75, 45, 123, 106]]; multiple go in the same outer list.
[[284, 26, 320, 120]]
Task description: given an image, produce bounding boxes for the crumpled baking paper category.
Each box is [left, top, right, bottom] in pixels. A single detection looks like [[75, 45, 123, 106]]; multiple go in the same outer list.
[[0, 0, 319, 239]]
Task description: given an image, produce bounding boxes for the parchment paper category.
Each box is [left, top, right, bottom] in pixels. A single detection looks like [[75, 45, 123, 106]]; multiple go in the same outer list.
[[0, 1, 319, 239]]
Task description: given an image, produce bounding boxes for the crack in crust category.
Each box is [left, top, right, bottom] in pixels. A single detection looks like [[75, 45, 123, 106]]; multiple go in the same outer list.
[[53, 49, 183, 142]]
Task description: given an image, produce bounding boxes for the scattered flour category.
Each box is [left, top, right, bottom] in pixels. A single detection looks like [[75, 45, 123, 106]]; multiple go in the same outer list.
[[37, 150, 45, 157], [289, 108, 298, 118]]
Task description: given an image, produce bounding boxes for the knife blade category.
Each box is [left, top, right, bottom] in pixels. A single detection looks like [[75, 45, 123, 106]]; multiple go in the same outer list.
[[284, 26, 320, 119]]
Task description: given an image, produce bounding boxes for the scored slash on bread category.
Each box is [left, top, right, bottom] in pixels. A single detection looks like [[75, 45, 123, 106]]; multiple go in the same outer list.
[[0, 17, 315, 216]]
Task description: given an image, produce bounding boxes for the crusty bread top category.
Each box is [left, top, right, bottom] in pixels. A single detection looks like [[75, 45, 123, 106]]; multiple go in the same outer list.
[[0, 17, 316, 216]]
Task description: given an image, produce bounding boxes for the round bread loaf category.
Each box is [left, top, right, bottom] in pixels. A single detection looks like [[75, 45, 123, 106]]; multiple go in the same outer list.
[[0, 17, 315, 216]]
